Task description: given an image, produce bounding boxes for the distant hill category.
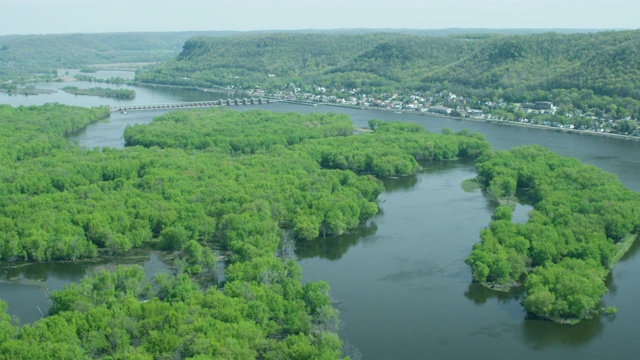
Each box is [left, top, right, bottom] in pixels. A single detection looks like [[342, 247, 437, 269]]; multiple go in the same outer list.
[[135, 33, 487, 91], [0, 28, 615, 79], [133, 29, 640, 117], [5, 28, 640, 116], [422, 30, 640, 100], [0, 31, 240, 78]]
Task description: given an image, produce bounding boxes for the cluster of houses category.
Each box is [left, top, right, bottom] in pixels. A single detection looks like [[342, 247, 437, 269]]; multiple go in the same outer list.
[[263, 87, 638, 136], [273, 89, 571, 122]]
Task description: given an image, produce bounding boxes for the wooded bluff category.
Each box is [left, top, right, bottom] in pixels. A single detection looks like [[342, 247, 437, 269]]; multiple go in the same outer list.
[[135, 31, 640, 118]]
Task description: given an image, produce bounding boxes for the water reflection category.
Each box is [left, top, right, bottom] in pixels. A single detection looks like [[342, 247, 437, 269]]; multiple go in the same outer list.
[[464, 282, 523, 305], [0, 261, 88, 283], [465, 281, 607, 346], [521, 316, 605, 348], [0, 250, 171, 324], [512, 203, 534, 224], [381, 175, 418, 193], [295, 222, 378, 261]]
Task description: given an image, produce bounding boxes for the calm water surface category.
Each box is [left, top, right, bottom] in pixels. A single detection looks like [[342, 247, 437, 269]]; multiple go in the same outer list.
[[2, 78, 640, 359]]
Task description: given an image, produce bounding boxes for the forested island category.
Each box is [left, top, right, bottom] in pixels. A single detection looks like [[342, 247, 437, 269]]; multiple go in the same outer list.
[[73, 74, 129, 85], [0, 104, 490, 358], [466, 146, 640, 323], [0, 83, 54, 95], [62, 86, 135, 99]]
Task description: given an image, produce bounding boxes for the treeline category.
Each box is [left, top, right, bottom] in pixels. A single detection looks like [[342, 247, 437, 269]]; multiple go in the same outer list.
[[0, 109, 388, 262], [0, 261, 346, 359], [0, 103, 109, 162], [136, 30, 640, 118], [0, 104, 492, 357], [424, 31, 640, 119], [295, 121, 490, 177], [465, 145, 640, 323], [0, 31, 242, 79], [62, 86, 136, 99], [136, 33, 395, 91], [124, 109, 491, 177], [135, 33, 480, 92], [124, 109, 354, 153], [74, 74, 129, 85], [0, 29, 597, 80]]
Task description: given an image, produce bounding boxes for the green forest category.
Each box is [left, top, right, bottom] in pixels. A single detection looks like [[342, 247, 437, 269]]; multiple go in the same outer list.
[[0, 31, 248, 80], [62, 86, 136, 99], [465, 145, 640, 323], [135, 33, 480, 92], [135, 30, 640, 119], [5, 30, 640, 119], [0, 104, 490, 358]]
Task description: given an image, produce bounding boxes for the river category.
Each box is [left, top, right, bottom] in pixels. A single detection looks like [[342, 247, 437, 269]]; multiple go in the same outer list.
[[2, 74, 640, 359]]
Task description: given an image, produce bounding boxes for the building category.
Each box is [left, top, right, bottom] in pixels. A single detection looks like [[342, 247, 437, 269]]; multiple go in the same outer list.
[[523, 101, 554, 110], [428, 105, 452, 115]]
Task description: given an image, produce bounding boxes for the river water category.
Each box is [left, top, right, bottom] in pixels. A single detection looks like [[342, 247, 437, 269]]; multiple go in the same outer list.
[[2, 74, 640, 359]]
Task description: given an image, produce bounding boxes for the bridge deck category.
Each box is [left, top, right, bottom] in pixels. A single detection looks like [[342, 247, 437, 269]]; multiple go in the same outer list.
[[110, 98, 272, 112]]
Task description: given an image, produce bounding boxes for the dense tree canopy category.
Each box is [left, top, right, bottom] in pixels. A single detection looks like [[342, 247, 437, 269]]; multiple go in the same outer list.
[[466, 145, 640, 323], [62, 86, 136, 99], [0, 31, 244, 79], [0, 104, 492, 357], [136, 31, 640, 117], [135, 33, 479, 93]]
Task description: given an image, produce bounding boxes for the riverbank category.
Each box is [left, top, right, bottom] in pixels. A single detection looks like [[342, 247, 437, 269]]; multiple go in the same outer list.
[[62, 86, 136, 99], [0, 88, 56, 96], [321, 102, 640, 142], [131, 82, 639, 142]]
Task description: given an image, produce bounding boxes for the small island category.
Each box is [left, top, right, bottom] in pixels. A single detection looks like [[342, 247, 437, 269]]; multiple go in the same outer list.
[[0, 84, 55, 95], [62, 86, 135, 99], [465, 145, 640, 324]]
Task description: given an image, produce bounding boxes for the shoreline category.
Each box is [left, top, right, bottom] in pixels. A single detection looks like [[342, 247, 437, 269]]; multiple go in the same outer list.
[[130, 82, 640, 142], [0, 88, 56, 96], [319, 103, 640, 142]]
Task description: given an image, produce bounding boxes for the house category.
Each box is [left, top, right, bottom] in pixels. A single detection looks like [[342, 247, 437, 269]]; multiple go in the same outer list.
[[524, 102, 554, 110], [428, 105, 452, 115], [535, 101, 554, 110]]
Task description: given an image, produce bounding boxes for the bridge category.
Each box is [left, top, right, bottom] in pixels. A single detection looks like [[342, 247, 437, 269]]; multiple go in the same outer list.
[[110, 98, 273, 113]]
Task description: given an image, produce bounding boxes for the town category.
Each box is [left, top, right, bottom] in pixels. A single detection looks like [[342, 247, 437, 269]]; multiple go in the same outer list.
[[249, 85, 640, 138]]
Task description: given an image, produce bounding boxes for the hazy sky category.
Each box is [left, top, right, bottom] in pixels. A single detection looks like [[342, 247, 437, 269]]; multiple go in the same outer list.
[[2, 0, 638, 35]]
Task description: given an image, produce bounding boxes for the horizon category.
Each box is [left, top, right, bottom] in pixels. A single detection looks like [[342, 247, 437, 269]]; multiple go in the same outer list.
[[2, 0, 638, 36], [0, 27, 633, 38]]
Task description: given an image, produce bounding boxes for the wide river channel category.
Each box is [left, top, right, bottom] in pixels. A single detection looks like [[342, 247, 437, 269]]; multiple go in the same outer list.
[[2, 72, 640, 359]]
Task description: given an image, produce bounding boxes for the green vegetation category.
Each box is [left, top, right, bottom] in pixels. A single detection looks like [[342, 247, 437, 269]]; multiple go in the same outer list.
[[0, 263, 346, 359], [461, 178, 481, 192], [0, 31, 244, 80], [136, 33, 478, 93], [136, 30, 640, 121], [0, 84, 55, 95], [62, 86, 136, 99], [79, 66, 98, 73], [0, 103, 109, 162], [74, 74, 128, 84], [0, 104, 491, 357], [465, 145, 640, 323]]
